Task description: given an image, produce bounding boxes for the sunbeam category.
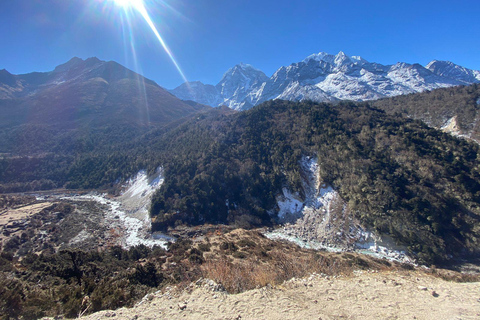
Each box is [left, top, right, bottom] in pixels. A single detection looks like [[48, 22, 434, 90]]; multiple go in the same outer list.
[[120, 13, 151, 126], [109, 0, 189, 84]]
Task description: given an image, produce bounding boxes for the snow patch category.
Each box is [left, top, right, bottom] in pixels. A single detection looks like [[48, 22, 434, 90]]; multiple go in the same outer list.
[[118, 168, 164, 219], [69, 229, 91, 246], [441, 116, 460, 135], [355, 231, 414, 263], [440, 116, 478, 142], [61, 168, 170, 249], [277, 188, 303, 220], [265, 230, 342, 252]]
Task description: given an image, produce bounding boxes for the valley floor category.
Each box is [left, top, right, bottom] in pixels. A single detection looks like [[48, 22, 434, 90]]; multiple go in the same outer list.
[[78, 270, 480, 320]]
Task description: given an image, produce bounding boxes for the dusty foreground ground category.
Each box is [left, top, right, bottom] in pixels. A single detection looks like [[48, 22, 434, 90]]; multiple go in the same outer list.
[[81, 271, 480, 320]]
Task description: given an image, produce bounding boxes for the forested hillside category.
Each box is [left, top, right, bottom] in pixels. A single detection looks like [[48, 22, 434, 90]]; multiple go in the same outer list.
[[369, 84, 480, 141], [143, 100, 480, 265], [2, 88, 480, 264]]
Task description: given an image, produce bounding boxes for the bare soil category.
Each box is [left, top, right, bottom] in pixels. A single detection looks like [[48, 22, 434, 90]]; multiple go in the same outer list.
[[80, 270, 480, 320]]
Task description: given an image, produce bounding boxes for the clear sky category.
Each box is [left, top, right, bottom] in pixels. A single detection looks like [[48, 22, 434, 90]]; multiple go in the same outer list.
[[1, 0, 479, 89]]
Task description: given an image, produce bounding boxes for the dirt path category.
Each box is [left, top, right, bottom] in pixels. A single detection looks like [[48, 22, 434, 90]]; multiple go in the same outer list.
[[81, 270, 480, 320], [0, 202, 52, 224], [0, 202, 53, 244]]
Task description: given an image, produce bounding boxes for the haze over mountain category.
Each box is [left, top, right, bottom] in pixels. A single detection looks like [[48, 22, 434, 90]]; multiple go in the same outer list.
[[170, 51, 480, 110], [0, 57, 206, 155]]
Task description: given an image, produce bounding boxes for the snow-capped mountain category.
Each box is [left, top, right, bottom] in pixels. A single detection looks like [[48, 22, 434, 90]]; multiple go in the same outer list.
[[215, 63, 269, 110], [426, 60, 480, 84], [170, 51, 480, 111], [170, 63, 269, 110], [169, 81, 222, 107]]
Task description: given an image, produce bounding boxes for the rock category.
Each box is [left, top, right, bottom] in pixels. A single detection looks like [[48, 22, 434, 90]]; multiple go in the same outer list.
[[178, 303, 187, 310], [418, 286, 428, 291], [432, 291, 439, 297], [201, 279, 226, 292], [104, 311, 116, 317]]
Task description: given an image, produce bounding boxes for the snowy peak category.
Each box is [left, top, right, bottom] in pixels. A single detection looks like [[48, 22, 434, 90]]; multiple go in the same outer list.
[[351, 55, 367, 63], [217, 63, 268, 91], [214, 63, 269, 110], [303, 51, 368, 67], [303, 52, 335, 64], [220, 62, 266, 78], [169, 81, 222, 107], [170, 51, 480, 110], [426, 60, 480, 84], [334, 51, 352, 66], [233, 62, 263, 73]]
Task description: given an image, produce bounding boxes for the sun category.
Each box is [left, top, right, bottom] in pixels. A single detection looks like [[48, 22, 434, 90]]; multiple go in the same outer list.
[[111, 0, 143, 9]]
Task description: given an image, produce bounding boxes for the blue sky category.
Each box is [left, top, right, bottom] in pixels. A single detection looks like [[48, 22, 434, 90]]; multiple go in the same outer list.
[[1, 0, 479, 89]]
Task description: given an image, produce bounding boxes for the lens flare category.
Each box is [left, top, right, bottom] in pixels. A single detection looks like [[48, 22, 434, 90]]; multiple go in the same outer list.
[[109, 0, 188, 84], [112, 0, 136, 8]]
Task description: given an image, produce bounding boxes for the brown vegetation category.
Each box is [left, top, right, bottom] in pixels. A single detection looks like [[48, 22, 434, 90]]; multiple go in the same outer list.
[[200, 229, 398, 293]]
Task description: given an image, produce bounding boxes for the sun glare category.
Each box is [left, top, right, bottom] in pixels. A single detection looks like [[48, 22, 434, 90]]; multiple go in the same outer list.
[[106, 0, 189, 84], [112, 0, 142, 9]]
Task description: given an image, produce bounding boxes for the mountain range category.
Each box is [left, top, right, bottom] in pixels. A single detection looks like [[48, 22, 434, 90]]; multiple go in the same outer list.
[[2, 54, 480, 320], [1, 57, 480, 265], [170, 51, 480, 110]]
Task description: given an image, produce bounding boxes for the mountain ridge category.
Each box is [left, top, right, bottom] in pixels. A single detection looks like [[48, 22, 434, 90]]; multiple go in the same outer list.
[[0, 57, 205, 131], [170, 51, 480, 110]]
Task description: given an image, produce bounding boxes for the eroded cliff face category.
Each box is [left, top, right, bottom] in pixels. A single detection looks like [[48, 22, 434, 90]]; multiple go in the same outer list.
[[270, 156, 410, 262], [274, 156, 363, 248]]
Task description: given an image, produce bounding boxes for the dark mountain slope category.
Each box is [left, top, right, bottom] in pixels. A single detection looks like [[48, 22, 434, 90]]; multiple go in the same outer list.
[[0, 57, 206, 154]]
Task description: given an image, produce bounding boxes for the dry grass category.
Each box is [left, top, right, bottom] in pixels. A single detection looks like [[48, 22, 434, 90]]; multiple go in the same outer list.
[[425, 267, 480, 283], [199, 230, 396, 293]]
